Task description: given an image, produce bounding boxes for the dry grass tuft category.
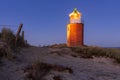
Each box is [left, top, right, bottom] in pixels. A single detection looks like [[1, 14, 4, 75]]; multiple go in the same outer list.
[[24, 62, 73, 80]]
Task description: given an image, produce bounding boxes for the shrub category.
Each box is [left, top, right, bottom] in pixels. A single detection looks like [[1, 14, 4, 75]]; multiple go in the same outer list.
[[1, 27, 15, 49], [25, 62, 52, 80], [0, 27, 30, 63], [0, 44, 14, 61], [25, 62, 72, 80], [0, 27, 28, 50], [0, 27, 27, 61], [49, 44, 67, 48], [71, 46, 120, 63]]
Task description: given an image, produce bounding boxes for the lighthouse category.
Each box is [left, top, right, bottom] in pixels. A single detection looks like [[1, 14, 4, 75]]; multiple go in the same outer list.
[[67, 8, 84, 47]]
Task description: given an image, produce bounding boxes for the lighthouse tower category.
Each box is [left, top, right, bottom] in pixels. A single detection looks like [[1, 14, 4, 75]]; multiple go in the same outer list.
[[67, 8, 84, 47]]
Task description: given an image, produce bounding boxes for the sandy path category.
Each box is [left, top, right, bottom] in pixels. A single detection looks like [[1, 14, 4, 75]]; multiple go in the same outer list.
[[0, 47, 120, 80]]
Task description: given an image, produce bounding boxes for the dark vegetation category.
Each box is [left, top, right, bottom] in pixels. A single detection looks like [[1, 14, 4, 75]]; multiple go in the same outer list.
[[24, 62, 72, 80], [0, 27, 28, 61], [41, 44, 67, 48], [49, 44, 67, 48], [47, 44, 120, 63], [70, 46, 120, 63], [1, 27, 28, 49]]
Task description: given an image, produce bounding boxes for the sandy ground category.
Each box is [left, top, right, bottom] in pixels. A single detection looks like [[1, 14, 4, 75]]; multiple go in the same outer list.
[[0, 46, 120, 80]]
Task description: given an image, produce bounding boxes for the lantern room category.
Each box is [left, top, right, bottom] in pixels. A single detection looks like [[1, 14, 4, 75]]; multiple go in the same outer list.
[[69, 8, 82, 23]]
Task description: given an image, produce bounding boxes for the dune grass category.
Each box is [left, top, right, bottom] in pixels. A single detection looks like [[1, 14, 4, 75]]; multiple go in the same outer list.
[[0, 27, 28, 61], [47, 44, 120, 63], [70, 46, 120, 63], [1, 27, 27, 49]]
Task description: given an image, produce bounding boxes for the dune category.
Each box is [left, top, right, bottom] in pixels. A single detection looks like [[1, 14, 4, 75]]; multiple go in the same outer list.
[[0, 46, 120, 80]]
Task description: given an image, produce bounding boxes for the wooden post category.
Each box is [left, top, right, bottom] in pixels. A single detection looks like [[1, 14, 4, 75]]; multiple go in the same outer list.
[[22, 31, 24, 46], [15, 23, 23, 47], [22, 31, 24, 41]]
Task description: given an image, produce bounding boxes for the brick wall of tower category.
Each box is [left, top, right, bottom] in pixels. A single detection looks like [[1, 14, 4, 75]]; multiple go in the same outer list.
[[67, 23, 84, 47]]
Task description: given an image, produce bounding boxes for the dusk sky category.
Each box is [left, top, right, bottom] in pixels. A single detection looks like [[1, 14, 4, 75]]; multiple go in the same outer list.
[[0, 0, 120, 47]]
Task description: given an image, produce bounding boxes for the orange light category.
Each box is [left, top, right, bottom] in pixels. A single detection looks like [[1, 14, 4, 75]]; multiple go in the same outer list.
[[69, 8, 82, 23]]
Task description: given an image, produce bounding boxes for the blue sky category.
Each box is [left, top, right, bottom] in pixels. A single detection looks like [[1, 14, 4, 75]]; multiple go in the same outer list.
[[0, 0, 120, 47]]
